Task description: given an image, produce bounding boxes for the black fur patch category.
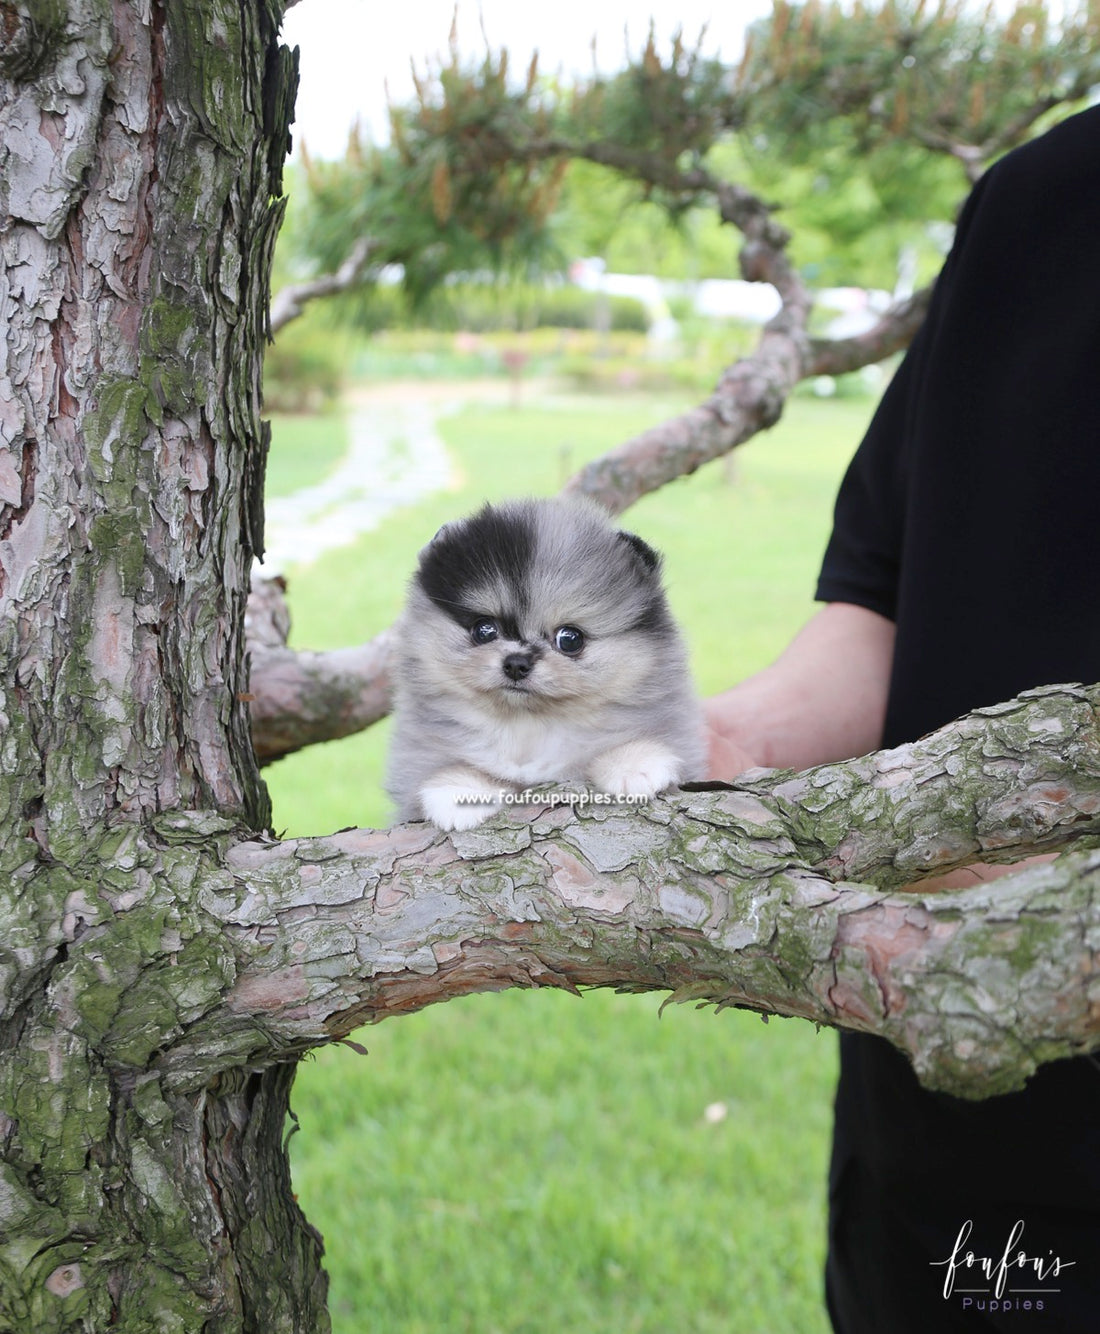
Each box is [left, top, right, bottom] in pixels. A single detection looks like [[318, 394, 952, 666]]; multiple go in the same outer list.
[[417, 503, 534, 630], [615, 531, 672, 634], [490, 614, 524, 643], [617, 530, 662, 575], [629, 594, 674, 635]]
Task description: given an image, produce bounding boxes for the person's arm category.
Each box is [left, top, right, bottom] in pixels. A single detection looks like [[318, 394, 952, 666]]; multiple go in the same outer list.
[[704, 601, 896, 778], [704, 602, 1054, 891]]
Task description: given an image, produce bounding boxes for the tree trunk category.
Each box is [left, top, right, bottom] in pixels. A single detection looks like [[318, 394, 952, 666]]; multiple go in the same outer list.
[[0, 1, 329, 1327]]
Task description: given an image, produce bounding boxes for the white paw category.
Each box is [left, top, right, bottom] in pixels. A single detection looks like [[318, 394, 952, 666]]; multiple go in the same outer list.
[[589, 743, 682, 799], [420, 782, 502, 831]]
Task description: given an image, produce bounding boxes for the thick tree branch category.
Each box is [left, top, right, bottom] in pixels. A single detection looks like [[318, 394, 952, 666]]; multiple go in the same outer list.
[[249, 635, 394, 763], [129, 685, 1100, 1100], [556, 280, 925, 512], [807, 285, 933, 376], [564, 352, 795, 516], [269, 235, 378, 335], [246, 574, 393, 762]]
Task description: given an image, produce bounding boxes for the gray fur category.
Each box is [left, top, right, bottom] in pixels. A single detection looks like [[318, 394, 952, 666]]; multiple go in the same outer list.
[[386, 496, 706, 827]]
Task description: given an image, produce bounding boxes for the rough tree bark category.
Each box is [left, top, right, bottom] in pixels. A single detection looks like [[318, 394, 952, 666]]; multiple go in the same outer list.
[[4, 4, 1100, 1332], [0, 1, 329, 1328]]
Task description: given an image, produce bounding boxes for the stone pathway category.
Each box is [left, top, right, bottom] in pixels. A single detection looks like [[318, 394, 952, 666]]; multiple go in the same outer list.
[[261, 398, 455, 573]]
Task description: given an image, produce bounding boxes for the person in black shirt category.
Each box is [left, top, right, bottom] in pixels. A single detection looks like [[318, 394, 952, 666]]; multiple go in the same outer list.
[[706, 104, 1100, 1332]]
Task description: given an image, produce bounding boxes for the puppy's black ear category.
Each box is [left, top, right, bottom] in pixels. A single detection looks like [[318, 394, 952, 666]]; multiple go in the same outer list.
[[617, 530, 662, 574], [425, 501, 495, 552], [417, 523, 451, 564]]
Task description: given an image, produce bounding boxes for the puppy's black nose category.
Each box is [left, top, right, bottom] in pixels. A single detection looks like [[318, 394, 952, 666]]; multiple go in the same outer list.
[[502, 652, 534, 681]]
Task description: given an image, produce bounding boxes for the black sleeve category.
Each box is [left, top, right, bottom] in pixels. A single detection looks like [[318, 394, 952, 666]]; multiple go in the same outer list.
[[813, 170, 994, 620], [813, 347, 914, 621], [815, 103, 1100, 749]]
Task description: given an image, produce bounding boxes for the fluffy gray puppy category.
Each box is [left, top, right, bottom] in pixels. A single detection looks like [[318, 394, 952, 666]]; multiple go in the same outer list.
[[386, 496, 706, 830]]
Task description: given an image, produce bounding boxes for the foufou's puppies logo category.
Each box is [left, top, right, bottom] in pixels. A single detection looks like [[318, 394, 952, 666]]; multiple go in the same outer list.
[[930, 1218, 1075, 1315]]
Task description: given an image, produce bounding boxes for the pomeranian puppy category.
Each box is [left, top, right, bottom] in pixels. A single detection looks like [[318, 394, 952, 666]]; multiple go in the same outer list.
[[386, 496, 705, 830]]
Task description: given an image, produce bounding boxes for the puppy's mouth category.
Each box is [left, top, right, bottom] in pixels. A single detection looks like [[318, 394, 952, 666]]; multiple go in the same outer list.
[[499, 679, 538, 700], [494, 679, 579, 709], [490, 676, 550, 708]]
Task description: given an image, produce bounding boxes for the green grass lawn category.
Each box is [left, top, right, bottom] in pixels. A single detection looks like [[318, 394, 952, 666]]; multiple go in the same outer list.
[[264, 385, 878, 1334]]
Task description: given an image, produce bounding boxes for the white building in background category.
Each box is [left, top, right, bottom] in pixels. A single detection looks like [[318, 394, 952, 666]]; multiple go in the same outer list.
[[684, 277, 782, 323], [568, 257, 891, 340]]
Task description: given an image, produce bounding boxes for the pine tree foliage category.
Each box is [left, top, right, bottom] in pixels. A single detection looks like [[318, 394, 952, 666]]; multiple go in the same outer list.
[[738, 0, 1100, 177], [296, 24, 571, 302]]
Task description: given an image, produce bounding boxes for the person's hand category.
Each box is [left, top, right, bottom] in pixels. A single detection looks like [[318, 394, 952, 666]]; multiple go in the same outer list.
[[699, 605, 896, 782], [702, 700, 763, 781]]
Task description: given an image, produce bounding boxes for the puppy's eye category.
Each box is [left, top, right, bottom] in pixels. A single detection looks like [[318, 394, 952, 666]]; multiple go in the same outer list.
[[554, 625, 585, 656], [470, 619, 499, 645]]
